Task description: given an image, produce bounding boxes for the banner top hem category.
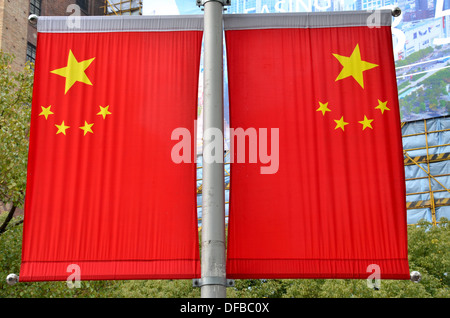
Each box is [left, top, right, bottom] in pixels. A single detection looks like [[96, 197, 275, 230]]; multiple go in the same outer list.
[[37, 15, 204, 33], [223, 10, 392, 30]]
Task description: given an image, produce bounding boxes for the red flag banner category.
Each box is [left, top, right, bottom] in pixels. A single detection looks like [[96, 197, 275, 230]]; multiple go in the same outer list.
[[224, 12, 410, 279], [20, 16, 202, 281]]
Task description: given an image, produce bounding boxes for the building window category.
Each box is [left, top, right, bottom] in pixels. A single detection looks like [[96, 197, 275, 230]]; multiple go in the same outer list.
[[26, 43, 36, 64], [29, 0, 41, 16], [76, 0, 88, 12]]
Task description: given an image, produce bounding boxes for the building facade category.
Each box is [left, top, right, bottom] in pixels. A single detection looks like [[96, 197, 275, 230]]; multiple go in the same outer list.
[[0, 0, 29, 70], [0, 0, 103, 71]]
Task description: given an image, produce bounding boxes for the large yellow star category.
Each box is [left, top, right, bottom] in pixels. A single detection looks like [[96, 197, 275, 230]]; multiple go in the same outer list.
[[316, 101, 331, 116], [334, 116, 349, 131], [358, 115, 374, 130], [39, 105, 54, 120], [375, 100, 390, 114], [79, 121, 94, 136], [50, 50, 95, 94], [332, 44, 378, 89], [97, 105, 112, 119], [55, 121, 70, 135]]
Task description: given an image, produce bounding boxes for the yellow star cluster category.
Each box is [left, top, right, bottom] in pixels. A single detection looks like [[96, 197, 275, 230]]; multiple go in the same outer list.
[[316, 44, 391, 132], [38, 50, 111, 136]]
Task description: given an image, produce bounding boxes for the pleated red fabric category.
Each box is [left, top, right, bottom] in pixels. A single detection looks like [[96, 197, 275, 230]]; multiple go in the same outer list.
[[20, 28, 202, 281], [225, 23, 410, 279]]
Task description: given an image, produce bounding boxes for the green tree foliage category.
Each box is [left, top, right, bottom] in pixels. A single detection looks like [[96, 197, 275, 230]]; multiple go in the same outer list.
[[0, 52, 34, 207], [395, 47, 433, 68], [400, 68, 450, 116], [107, 280, 201, 298]]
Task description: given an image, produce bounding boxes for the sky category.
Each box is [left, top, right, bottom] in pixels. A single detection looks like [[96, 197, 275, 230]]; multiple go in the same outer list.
[[142, 0, 203, 15]]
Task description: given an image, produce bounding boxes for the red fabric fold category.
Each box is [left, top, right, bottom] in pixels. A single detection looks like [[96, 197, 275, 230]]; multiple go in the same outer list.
[[225, 26, 410, 279], [20, 31, 202, 281]]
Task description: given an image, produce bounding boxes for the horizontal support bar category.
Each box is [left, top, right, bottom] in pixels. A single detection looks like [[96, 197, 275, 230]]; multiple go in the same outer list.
[[404, 152, 450, 166], [193, 277, 235, 288], [406, 197, 450, 209], [402, 127, 450, 138]]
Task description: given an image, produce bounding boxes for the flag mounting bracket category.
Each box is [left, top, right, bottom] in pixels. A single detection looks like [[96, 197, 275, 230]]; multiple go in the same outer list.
[[28, 14, 38, 25], [391, 7, 401, 17], [6, 274, 19, 286], [196, 0, 231, 7], [192, 277, 235, 288]]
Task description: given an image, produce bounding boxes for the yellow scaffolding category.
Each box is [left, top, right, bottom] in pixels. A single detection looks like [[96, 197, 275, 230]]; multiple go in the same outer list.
[[101, 0, 142, 16], [403, 117, 450, 227]]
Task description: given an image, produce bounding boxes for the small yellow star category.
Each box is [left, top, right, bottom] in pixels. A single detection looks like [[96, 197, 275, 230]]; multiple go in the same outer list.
[[39, 105, 54, 120], [55, 121, 70, 135], [316, 101, 331, 116], [358, 115, 374, 130], [334, 116, 349, 131], [97, 105, 111, 119], [375, 100, 390, 114], [50, 50, 95, 94], [79, 121, 94, 136], [332, 44, 378, 89]]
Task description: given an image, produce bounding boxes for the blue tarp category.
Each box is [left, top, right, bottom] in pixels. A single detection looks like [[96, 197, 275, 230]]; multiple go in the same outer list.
[[403, 117, 450, 224]]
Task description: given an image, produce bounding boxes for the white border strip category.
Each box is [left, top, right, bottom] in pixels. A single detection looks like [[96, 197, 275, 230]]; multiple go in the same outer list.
[[223, 10, 392, 30], [37, 15, 204, 33]]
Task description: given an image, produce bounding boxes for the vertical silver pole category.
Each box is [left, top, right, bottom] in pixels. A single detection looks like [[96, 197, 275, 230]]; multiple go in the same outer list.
[[201, 0, 226, 298]]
